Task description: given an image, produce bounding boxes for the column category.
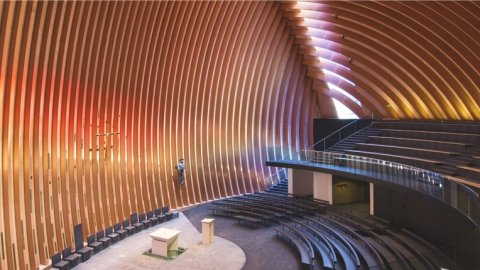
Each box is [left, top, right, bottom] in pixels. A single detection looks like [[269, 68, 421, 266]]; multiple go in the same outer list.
[[291, 169, 314, 196], [370, 183, 374, 215], [288, 168, 293, 195], [313, 172, 332, 204]]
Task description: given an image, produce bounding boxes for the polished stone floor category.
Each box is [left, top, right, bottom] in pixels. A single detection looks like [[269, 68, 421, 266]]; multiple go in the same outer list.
[[75, 212, 246, 270]]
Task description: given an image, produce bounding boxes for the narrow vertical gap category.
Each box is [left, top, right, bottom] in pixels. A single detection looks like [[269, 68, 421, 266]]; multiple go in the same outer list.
[[33, 229, 37, 254], [12, 244, 17, 270], [1, 232, 5, 259], [29, 188, 33, 213], [40, 192, 44, 217], [21, 220, 24, 249]]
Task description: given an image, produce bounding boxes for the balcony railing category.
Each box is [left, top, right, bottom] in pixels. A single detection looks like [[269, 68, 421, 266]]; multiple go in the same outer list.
[[266, 146, 480, 226], [309, 114, 375, 151]]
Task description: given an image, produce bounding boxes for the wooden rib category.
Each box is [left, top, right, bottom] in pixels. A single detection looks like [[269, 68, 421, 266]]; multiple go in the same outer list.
[[286, 1, 480, 120], [6, 2, 313, 268], [2, 2, 476, 269]]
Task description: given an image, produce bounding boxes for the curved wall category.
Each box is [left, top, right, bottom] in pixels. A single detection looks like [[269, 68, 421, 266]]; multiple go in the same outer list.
[[283, 1, 480, 120], [0, 2, 316, 269], [1, 1, 480, 269]]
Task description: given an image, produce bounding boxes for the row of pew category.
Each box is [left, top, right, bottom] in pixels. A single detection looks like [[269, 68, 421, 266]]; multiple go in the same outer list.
[[211, 184, 453, 270], [51, 206, 178, 270]]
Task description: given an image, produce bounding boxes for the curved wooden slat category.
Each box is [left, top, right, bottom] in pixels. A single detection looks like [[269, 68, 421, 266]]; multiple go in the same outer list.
[[0, 2, 314, 269], [288, 1, 480, 120], [1, 2, 479, 269]]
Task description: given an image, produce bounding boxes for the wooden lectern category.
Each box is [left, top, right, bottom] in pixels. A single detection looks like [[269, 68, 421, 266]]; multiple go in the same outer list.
[[202, 218, 215, 245]]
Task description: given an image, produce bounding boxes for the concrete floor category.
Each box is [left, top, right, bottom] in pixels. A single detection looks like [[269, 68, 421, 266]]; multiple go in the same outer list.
[[75, 212, 246, 270], [183, 203, 303, 270]]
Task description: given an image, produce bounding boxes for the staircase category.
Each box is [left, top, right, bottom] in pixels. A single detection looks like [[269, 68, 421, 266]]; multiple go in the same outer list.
[[327, 127, 381, 153], [268, 179, 288, 194]]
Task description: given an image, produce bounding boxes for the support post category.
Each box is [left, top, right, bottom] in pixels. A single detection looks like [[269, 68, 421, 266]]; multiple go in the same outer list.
[[313, 172, 332, 204], [450, 181, 458, 208], [288, 168, 293, 195], [370, 183, 375, 215]]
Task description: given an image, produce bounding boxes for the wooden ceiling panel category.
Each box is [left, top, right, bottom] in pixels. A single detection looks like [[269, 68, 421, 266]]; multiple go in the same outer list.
[[288, 1, 480, 120]]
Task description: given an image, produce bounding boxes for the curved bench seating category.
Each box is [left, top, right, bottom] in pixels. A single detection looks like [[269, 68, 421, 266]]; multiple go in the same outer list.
[[368, 136, 472, 152], [223, 197, 297, 218], [326, 212, 372, 232], [291, 220, 337, 269], [401, 229, 448, 268], [234, 215, 262, 227], [385, 229, 439, 270], [245, 194, 315, 214], [250, 193, 322, 213], [274, 223, 315, 268], [369, 231, 415, 270], [215, 200, 283, 218], [363, 237, 403, 269], [457, 165, 480, 180], [378, 128, 480, 144], [371, 122, 480, 134], [317, 214, 386, 269], [355, 143, 457, 160], [322, 212, 425, 269], [212, 186, 448, 270], [304, 217, 361, 270], [211, 203, 278, 224], [329, 208, 390, 230]]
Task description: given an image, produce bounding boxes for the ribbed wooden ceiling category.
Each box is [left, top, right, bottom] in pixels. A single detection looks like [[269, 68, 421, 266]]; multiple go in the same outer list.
[[283, 1, 480, 120], [0, 1, 479, 269]]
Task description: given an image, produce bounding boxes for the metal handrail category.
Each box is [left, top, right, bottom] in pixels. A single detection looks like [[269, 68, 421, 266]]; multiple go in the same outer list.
[[265, 167, 287, 186], [308, 112, 375, 151], [265, 146, 480, 227]]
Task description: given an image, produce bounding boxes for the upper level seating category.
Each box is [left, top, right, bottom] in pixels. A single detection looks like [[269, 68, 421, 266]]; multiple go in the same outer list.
[[328, 120, 480, 188], [368, 136, 472, 152]]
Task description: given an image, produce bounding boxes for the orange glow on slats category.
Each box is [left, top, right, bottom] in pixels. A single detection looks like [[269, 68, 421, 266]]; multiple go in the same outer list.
[[2, 2, 479, 269], [0, 2, 315, 269]]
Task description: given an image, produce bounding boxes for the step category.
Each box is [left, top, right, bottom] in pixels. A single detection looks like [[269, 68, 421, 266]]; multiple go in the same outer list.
[[372, 121, 480, 134], [431, 166, 457, 176]]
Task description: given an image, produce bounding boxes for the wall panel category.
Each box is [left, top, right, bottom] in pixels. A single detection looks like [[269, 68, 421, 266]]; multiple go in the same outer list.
[[0, 2, 314, 269]]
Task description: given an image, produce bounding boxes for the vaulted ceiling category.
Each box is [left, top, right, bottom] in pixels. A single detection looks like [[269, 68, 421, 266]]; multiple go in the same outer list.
[[283, 1, 480, 120], [0, 1, 479, 270]]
